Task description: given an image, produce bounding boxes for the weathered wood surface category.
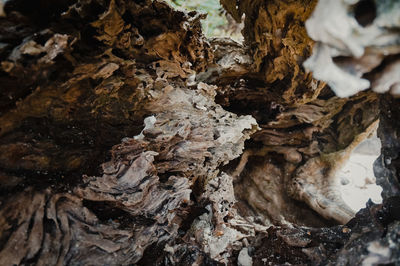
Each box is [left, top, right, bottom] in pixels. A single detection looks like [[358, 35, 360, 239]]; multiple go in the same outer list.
[[0, 0, 399, 264]]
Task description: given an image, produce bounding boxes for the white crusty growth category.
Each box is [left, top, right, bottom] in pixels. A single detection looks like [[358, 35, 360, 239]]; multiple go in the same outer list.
[[304, 0, 400, 97]]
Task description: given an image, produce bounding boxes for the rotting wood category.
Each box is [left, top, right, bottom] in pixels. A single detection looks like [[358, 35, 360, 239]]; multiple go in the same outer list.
[[0, 0, 399, 264]]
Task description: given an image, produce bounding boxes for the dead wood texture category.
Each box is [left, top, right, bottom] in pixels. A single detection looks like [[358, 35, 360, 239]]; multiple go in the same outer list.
[[0, 0, 399, 265]]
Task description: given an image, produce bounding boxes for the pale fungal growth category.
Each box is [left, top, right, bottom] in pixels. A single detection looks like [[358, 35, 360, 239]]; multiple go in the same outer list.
[[238, 248, 253, 266], [304, 0, 400, 97], [303, 42, 371, 97], [133, 115, 156, 140]]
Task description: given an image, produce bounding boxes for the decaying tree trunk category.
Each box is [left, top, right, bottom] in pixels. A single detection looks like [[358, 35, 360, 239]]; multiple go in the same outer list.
[[0, 0, 399, 264]]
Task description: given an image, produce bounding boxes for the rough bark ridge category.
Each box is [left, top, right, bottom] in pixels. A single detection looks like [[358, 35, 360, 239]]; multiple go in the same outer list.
[[0, 0, 399, 265]]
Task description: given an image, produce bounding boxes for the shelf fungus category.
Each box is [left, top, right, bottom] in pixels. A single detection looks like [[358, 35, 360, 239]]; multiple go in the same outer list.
[[304, 0, 400, 97]]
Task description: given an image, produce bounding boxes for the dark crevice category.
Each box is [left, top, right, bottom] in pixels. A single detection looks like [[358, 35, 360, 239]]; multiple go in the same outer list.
[[353, 0, 377, 27], [82, 200, 155, 228]]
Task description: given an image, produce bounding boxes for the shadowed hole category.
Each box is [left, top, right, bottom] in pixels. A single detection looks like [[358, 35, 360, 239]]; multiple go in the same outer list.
[[353, 0, 376, 27]]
